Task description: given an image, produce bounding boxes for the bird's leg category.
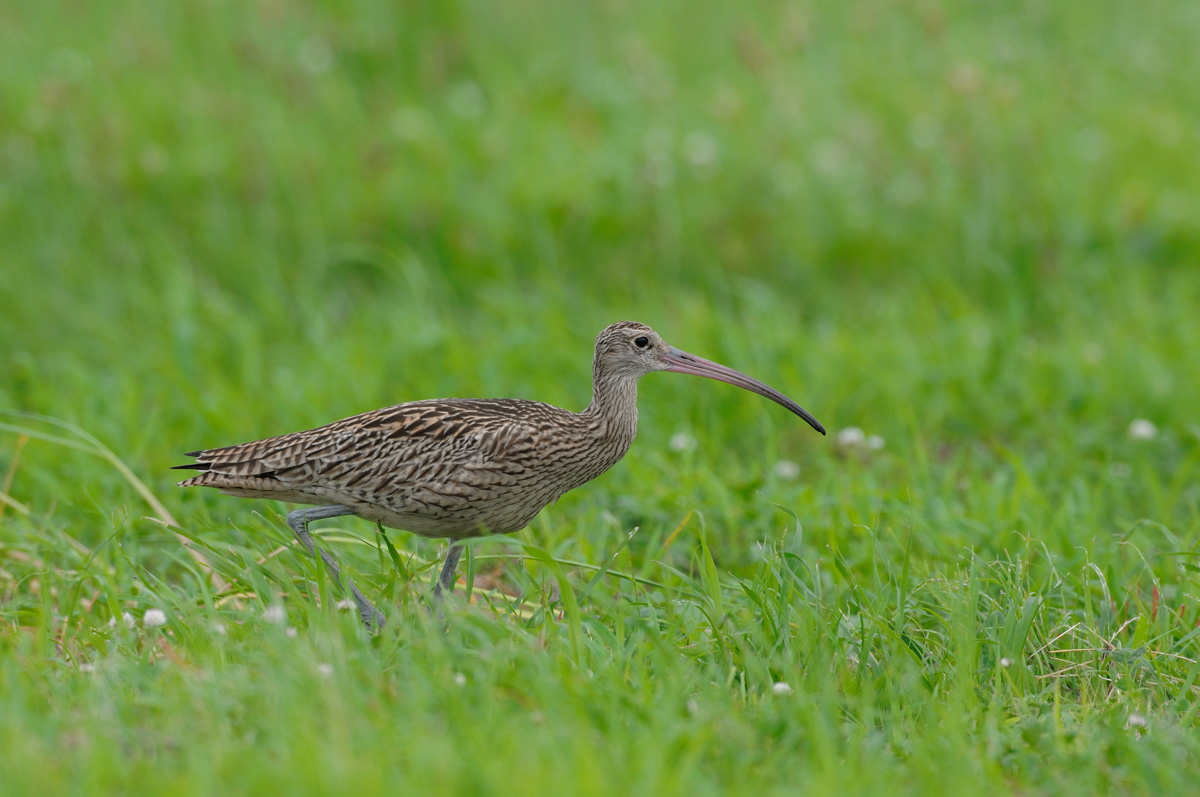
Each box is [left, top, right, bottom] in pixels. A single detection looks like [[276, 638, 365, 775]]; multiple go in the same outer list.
[[285, 505, 387, 630], [431, 542, 464, 600]]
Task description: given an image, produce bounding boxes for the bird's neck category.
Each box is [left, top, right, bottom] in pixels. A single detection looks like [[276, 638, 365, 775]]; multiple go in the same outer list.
[[581, 368, 640, 443]]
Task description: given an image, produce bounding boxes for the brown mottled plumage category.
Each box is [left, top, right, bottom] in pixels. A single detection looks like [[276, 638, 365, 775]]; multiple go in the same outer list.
[[175, 322, 824, 629]]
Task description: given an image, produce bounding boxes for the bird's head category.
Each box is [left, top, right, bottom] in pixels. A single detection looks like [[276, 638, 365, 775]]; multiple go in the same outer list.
[[592, 321, 826, 435], [593, 321, 671, 378]]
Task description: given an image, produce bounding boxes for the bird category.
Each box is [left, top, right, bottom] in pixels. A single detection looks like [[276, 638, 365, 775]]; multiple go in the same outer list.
[[174, 321, 825, 629]]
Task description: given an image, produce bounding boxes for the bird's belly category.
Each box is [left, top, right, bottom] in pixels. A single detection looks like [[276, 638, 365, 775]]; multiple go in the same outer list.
[[347, 479, 565, 540]]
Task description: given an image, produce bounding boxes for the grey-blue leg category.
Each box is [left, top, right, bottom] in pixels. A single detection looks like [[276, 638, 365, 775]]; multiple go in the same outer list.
[[432, 543, 464, 600], [286, 505, 386, 630]]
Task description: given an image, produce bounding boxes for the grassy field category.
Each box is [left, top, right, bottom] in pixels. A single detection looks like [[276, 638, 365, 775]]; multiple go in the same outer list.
[[3, 0, 1200, 793]]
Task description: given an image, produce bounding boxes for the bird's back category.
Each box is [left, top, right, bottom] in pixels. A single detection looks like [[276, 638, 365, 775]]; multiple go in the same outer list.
[[177, 397, 635, 538]]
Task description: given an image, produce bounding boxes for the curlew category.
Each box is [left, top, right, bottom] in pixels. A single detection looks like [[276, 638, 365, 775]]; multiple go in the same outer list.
[[175, 322, 825, 628]]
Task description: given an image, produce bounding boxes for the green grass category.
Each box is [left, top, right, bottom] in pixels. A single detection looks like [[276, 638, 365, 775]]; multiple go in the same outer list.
[[2, 0, 1200, 793]]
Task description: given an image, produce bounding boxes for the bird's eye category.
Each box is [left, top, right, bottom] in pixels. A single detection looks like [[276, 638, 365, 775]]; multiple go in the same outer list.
[[634, 336, 650, 349]]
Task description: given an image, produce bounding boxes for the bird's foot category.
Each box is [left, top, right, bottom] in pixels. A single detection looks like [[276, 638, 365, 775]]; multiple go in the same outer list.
[[348, 580, 387, 631], [432, 543, 464, 601]]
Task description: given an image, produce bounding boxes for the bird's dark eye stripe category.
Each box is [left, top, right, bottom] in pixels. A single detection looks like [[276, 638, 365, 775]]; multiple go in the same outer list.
[[634, 336, 649, 348]]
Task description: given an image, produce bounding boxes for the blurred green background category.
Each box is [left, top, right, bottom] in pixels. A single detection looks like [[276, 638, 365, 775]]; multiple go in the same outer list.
[[4, 0, 1198, 517], [2, 0, 1199, 793], [3, 0, 1197, 558]]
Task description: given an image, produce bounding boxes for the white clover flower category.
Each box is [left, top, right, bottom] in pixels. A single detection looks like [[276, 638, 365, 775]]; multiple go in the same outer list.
[[669, 432, 696, 452], [772, 682, 794, 695], [297, 36, 333, 75], [1082, 342, 1104, 364], [773, 460, 800, 479], [390, 106, 432, 142], [263, 605, 287, 625], [143, 609, 168, 628], [317, 663, 334, 678], [454, 673, 467, 687], [683, 132, 718, 168], [1128, 419, 1158, 440], [1126, 713, 1148, 730], [836, 427, 866, 447], [866, 435, 885, 451], [286, 627, 298, 638], [999, 657, 1012, 668], [108, 611, 137, 630], [447, 82, 484, 119], [811, 139, 847, 177], [1109, 462, 1132, 479]]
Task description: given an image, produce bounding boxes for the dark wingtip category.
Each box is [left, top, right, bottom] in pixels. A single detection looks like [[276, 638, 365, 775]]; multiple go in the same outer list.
[[172, 450, 209, 471]]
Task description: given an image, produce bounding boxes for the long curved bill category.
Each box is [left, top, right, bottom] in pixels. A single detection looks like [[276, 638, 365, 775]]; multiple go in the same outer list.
[[663, 347, 826, 435]]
